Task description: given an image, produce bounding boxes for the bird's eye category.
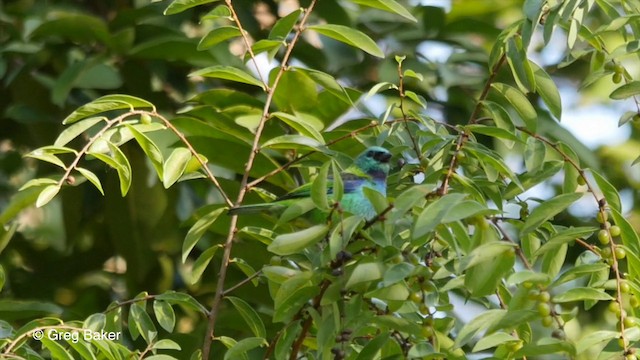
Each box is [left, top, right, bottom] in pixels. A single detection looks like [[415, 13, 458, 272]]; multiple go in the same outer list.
[[366, 151, 374, 157]]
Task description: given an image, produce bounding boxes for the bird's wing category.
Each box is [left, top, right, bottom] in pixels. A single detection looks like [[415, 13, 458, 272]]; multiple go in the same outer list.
[[276, 170, 370, 201]]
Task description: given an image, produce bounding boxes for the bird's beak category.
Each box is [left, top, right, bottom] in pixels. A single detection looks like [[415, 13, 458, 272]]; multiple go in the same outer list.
[[377, 152, 392, 163]]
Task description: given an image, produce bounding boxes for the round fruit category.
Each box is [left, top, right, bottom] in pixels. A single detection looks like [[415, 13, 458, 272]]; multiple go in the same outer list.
[[542, 316, 553, 327], [507, 340, 523, 352], [410, 292, 423, 303], [598, 230, 610, 245], [608, 301, 621, 315], [597, 211, 608, 224], [537, 302, 551, 317], [631, 296, 640, 308], [576, 175, 586, 185], [601, 247, 612, 259], [538, 291, 551, 303], [613, 72, 623, 84], [624, 317, 636, 328], [615, 247, 627, 260], [610, 225, 621, 237], [620, 282, 630, 293], [140, 113, 152, 124], [269, 256, 282, 265], [421, 326, 434, 338]]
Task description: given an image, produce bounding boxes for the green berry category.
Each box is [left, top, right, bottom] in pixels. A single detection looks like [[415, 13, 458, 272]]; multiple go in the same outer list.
[[610, 225, 621, 237], [542, 316, 553, 327], [601, 247, 612, 258], [576, 175, 586, 185], [624, 317, 636, 328], [269, 256, 282, 265], [597, 212, 608, 224], [537, 302, 551, 316], [631, 296, 640, 308], [615, 247, 627, 260], [421, 326, 434, 338], [609, 301, 621, 315], [140, 113, 152, 124], [613, 72, 623, 83], [410, 292, 423, 303], [620, 282, 630, 293], [538, 291, 551, 302], [598, 230, 610, 245]]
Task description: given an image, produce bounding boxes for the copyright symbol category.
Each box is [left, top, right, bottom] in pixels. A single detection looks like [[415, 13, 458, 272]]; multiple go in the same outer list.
[[32, 330, 44, 341]]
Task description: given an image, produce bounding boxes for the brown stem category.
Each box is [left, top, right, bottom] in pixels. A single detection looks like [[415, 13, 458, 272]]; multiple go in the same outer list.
[[438, 53, 506, 196], [201, 2, 318, 358], [396, 59, 423, 164], [289, 280, 331, 360]]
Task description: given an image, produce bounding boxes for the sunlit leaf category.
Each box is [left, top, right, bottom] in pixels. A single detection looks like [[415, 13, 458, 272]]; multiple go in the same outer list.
[[308, 24, 384, 58], [164, 0, 220, 15]]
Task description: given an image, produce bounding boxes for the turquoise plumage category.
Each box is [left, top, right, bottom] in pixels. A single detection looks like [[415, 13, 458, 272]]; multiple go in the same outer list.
[[229, 146, 392, 219]]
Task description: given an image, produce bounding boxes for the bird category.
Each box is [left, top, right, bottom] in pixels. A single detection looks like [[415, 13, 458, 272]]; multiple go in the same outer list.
[[228, 146, 392, 219]]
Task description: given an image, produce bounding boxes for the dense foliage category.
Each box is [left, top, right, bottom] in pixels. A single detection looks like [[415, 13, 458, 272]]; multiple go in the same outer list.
[[2, 0, 640, 359]]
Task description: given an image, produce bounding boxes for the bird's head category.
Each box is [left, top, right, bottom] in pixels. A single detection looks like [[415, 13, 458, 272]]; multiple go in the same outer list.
[[354, 146, 392, 178]]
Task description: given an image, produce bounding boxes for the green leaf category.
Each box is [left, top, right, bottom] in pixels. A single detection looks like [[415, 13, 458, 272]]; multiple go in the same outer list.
[[473, 332, 518, 352], [355, 332, 391, 360], [610, 81, 640, 99], [455, 310, 506, 348], [271, 69, 319, 112], [201, 5, 232, 20], [190, 66, 265, 90], [271, 112, 324, 143], [54, 117, 105, 147], [590, 169, 622, 212], [41, 336, 74, 360], [155, 291, 208, 314], [311, 162, 330, 211], [531, 62, 562, 119], [163, 148, 192, 188], [262, 134, 325, 151], [308, 24, 384, 58], [83, 313, 106, 331], [130, 300, 157, 343], [124, 123, 164, 179], [506, 35, 536, 92], [269, 9, 302, 39], [491, 83, 538, 131], [362, 186, 388, 215], [346, 262, 385, 288], [76, 167, 104, 195], [505, 161, 563, 199], [153, 300, 176, 333], [190, 245, 222, 284], [63, 95, 155, 124], [413, 193, 466, 239], [197, 26, 241, 50], [36, 185, 60, 208], [534, 227, 597, 256], [351, 0, 417, 22], [182, 208, 225, 262], [552, 263, 609, 287], [164, 0, 221, 15], [226, 296, 266, 338], [552, 287, 614, 302], [267, 225, 329, 255], [152, 339, 181, 351], [107, 142, 132, 196], [610, 208, 640, 279], [461, 242, 517, 270], [520, 193, 583, 235], [19, 178, 59, 191], [223, 337, 267, 360], [524, 136, 545, 173]]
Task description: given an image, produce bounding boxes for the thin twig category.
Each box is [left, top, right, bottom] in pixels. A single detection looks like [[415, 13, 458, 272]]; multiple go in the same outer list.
[[202, 2, 318, 358], [222, 270, 263, 296], [396, 59, 423, 164], [224, 0, 267, 87], [289, 280, 331, 360], [156, 112, 233, 207], [438, 53, 506, 195]]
